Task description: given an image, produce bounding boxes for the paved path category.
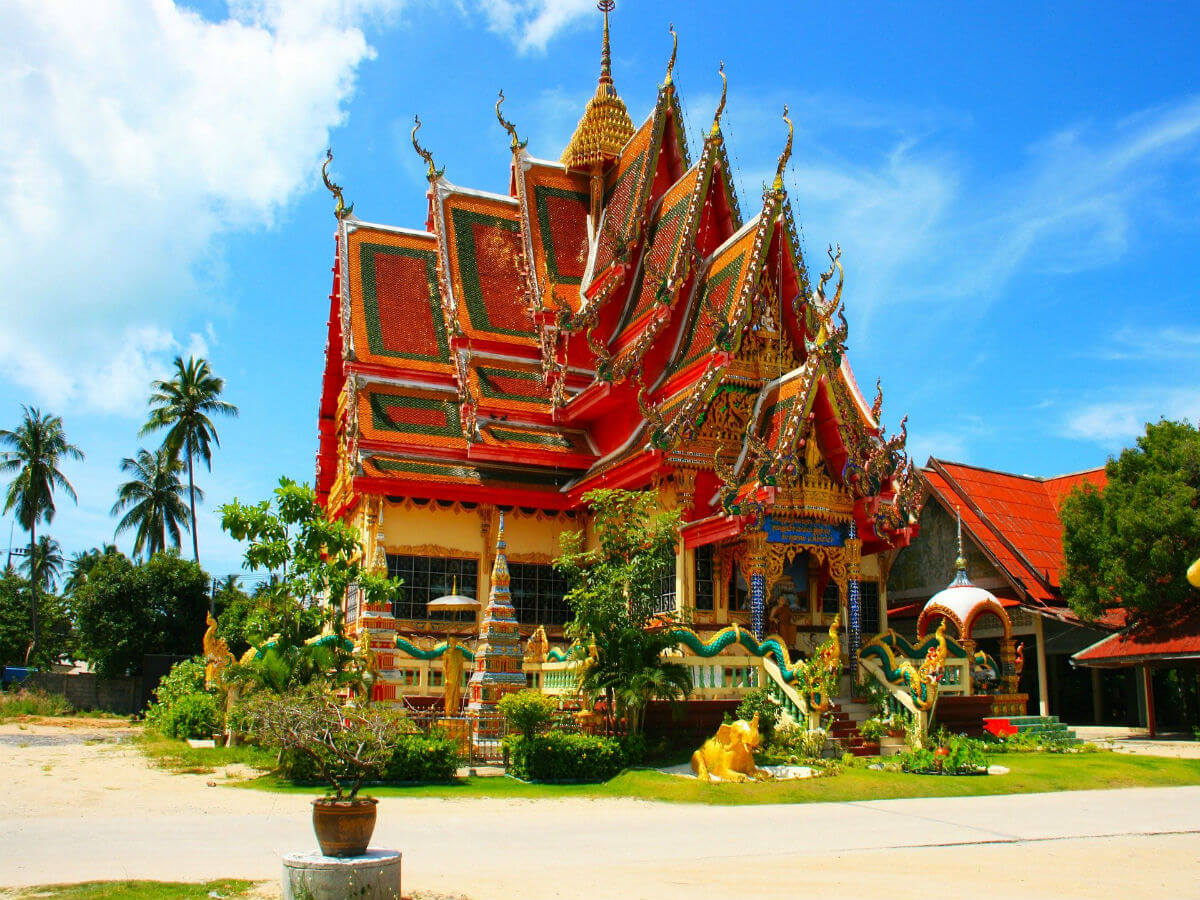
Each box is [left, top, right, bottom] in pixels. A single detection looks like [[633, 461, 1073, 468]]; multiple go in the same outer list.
[[2, 732, 1199, 898]]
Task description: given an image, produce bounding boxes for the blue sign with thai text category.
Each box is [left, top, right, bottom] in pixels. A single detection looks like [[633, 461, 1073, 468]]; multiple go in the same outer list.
[[763, 516, 846, 546]]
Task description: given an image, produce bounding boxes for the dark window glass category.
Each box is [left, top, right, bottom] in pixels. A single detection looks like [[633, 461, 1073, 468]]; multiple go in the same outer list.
[[694, 546, 714, 611], [507, 562, 571, 626], [386, 555, 478, 622], [728, 565, 748, 611], [822, 581, 840, 615], [859, 581, 880, 637], [656, 549, 677, 614]]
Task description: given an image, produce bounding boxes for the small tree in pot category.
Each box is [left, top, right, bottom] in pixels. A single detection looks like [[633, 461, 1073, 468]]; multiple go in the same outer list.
[[242, 687, 411, 857]]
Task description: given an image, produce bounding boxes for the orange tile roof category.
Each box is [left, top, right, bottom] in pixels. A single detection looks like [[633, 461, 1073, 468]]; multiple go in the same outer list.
[[924, 460, 1107, 603], [1073, 601, 1200, 665]]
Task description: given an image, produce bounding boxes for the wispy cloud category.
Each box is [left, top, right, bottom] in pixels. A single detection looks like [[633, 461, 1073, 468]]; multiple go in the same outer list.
[[474, 0, 596, 53], [0, 0, 406, 416], [1062, 389, 1200, 446]]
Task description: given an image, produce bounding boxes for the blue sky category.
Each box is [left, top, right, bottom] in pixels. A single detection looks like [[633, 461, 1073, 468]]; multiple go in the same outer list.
[[1, 0, 1198, 579]]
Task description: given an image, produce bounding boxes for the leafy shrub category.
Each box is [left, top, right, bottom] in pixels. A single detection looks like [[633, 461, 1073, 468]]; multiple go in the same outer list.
[[241, 687, 413, 798], [498, 689, 557, 739], [617, 732, 647, 766], [282, 731, 460, 785], [506, 732, 626, 782], [152, 691, 221, 740], [858, 717, 886, 742], [769, 723, 829, 761], [982, 729, 1089, 754], [900, 733, 988, 774], [145, 657, 222, 739], [0, 688, 73, 719], [735, 688, 780, 742]]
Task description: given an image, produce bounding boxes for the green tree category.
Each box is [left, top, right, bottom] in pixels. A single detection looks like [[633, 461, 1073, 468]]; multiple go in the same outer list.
[[555, 489, 691, 734], [0, 406, 84, 664], [73, 551, 210, 677], [1061, 418, 1200, 622], [142, 356, 238, 563], [0, 568, 72, 668], [22, 535, 64, 593], [64, 544, 120, 595], [112, 447, 194, 559], [219, 477, 401, 694]]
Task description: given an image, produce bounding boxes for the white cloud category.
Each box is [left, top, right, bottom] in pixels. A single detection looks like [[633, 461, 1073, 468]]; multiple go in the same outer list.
[[1062, 389, 1200, 446], [475, 0, 596, 53], [0, 0, 405, 416]]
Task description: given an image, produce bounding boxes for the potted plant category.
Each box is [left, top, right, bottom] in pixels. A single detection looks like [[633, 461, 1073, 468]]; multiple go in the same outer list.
[[242, 687, 407, 857]]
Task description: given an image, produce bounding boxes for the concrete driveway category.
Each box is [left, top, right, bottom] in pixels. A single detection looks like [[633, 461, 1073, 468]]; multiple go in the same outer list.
[[2, 727, 1199, 899]]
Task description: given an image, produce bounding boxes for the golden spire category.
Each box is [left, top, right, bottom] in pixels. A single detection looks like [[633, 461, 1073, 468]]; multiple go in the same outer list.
[[411, 114, 443, 180], [711, 62, 727, 136], [664, 23, 678, 86], [772, 105, 793, 193], [495, 90, 526, 151], [561, 1, 634, 171]]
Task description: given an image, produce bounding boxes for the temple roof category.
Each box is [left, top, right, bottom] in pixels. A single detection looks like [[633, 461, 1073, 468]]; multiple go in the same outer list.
[[314, 11, 920, 553]]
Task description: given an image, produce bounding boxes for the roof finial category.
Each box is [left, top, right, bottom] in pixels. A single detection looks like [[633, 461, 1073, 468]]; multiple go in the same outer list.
[[321, 148, 354, 220], [598, 1, 615, 84], [952, 505, 972, 586], [711, 62, 727, 136], [664, 22, 677, 86], [495, 90, 527, 151], [411, 114, 443, 180], [772, 104, 793, 193]]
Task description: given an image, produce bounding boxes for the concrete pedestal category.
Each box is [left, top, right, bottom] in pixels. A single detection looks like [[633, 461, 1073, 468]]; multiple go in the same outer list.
[[282, 849, 401, 900]]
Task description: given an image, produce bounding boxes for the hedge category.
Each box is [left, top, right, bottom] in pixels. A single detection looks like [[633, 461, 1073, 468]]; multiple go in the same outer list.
[[506, 732, 627, 782], [282, 731, 460, 784]]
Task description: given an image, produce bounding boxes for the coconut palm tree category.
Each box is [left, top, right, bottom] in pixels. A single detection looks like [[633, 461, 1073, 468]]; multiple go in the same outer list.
[[22, 535, 64, 593], [0, 406, 84, 663], [64, 544, 119, 594], [111, 447, 195, 559], [142, 356, 238, 563]]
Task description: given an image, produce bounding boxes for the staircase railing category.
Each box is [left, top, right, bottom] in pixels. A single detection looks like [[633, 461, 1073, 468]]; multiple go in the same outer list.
[[762, 655, 811, 727]]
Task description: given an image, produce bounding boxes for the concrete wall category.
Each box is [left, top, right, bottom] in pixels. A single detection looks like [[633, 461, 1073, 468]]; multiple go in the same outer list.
[[25, 672, 144, 715]]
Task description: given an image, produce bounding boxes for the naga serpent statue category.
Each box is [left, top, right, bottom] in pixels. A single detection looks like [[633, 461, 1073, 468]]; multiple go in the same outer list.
[[895, 621, 948, 711]]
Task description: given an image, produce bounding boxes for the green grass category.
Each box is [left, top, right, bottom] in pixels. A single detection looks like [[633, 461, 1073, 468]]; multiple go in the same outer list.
[[1, 880, 255, 900], [237, 751, 1200, 805], [0, 688, 73, 719], [137, 733, 278, 776]]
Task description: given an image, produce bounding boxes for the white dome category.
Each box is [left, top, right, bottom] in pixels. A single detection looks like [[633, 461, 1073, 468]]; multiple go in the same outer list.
[[919, 583, 1011, 640]]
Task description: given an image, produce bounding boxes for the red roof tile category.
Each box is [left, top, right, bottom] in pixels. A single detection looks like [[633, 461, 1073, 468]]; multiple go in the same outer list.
[[1073, 601, 1200, 665], [923, 460, 1105, 602]]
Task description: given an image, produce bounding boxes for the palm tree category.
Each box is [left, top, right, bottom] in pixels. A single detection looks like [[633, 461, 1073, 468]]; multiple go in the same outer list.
[[111, 447, 195, 559], [65, 544, 119, 594], [22, 535, 64, 593], [142, 356, 238, 563], [0, 406, 84, 663]]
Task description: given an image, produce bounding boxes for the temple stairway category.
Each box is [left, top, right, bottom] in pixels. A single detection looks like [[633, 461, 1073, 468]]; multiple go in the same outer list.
[[984, 714, 1082, 744], [827, 699, 874, 756]]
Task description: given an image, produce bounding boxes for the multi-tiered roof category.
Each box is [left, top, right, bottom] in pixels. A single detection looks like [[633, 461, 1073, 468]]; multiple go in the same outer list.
[[315, 9, 923, 555]]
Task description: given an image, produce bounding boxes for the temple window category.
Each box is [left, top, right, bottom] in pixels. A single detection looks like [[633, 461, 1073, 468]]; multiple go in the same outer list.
[[508, 562, 571, 626], [655, 547, 677, 614], [860, 581, 880, 635], [728, 565, 749, 611], [386, 554, 478, 621], [821, 581, 840, 616], [694, 546, 715, 611]]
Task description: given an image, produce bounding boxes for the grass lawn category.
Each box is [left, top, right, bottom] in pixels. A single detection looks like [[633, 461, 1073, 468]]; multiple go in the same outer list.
[[236, 751, 1200, 805], [0, 880, 256, 900], [137, 734, 277, 776]]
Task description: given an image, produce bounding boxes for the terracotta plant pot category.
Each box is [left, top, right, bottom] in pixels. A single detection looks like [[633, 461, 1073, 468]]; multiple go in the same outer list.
[[312, 797, 378, 858]]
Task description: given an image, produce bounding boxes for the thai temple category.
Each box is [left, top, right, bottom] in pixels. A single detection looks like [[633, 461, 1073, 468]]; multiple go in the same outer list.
[[316, 4, 935, 726]]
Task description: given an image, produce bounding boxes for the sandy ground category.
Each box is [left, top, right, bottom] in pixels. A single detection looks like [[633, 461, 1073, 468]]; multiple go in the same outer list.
[[2, 721, 1200, 899]]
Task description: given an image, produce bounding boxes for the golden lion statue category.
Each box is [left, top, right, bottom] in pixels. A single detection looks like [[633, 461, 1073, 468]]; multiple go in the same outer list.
[[203, 612, 235, 689], [690, 713, 769, 782]]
